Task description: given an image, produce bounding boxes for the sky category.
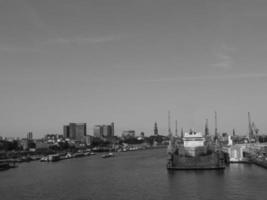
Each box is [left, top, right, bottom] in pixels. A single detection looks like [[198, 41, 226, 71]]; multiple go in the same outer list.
[[1, 0, 267, 138]]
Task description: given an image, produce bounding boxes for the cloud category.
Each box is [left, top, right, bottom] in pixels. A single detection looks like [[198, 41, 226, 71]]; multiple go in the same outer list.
[[111, 64, 144, 70], [0, 46, 39, 53], [0, 35, 123, 52], [142, 73, 267, 83], [43, 35, 123, 46], [212, 53, 233, 70], [211, 44, 235, 70]]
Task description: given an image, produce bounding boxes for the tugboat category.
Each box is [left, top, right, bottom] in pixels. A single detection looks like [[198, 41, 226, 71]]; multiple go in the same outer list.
[[167, 130, 225, 170], [40, 156, 49, 162], [41, 154, 60, 162]]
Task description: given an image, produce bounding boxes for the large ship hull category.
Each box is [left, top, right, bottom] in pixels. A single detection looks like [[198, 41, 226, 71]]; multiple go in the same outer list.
[[167, 149, 226, 170]]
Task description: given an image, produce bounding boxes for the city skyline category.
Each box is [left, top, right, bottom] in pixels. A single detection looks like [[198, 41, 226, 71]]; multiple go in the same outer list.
[[1, 0, 267, 137], [0, 114, 260, 139]]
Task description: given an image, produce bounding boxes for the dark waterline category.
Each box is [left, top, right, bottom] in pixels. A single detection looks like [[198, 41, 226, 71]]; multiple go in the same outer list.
[[0, 148, 266, 200]]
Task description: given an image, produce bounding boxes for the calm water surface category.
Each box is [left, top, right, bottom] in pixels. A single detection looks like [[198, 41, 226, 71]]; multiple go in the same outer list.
[[0, 148, 267, 200]]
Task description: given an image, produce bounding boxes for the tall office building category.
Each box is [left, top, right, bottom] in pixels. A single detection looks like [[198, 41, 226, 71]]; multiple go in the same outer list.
[[63, 125, 70, 138], [93, 123, 115, 138], [102, 125, 110, 137], [27, 132, 33, 140], [63, 123, 86, 141], [94, 125, 103, 138], [111, 122, 115, 136]]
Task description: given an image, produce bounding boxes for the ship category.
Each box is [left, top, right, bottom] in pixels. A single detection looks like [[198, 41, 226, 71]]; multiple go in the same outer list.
[[167, 130, 226, 170]]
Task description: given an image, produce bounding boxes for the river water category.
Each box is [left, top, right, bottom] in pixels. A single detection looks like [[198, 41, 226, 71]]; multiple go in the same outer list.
[[0, 148, 267, 200]]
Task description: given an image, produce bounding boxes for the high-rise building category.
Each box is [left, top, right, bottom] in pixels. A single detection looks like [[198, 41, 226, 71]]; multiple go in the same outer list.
[[27, 132, 33, 140], [93, 125, 103, 138], [93, 123, 115, 138], [63, 125, 70, 138], [102, 125, 109, 137], [63, 123, 86, 141]]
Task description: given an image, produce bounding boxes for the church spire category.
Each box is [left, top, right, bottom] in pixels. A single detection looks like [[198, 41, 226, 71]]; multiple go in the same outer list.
[[205, 118, 209, 136], [154, 122, 158, 136]]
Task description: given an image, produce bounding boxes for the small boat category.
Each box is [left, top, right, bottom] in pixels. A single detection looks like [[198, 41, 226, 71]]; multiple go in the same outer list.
[[21, 156, 32, 162], [83, 152, 90, 156], [65, 153, 72, 159], [40, 156, 49, 162], [48, 154, 60, 162], [102, 152, 115, 158]]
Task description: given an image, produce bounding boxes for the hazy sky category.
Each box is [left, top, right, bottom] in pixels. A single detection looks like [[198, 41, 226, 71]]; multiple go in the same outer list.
[[1, 0, 267, 138]]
